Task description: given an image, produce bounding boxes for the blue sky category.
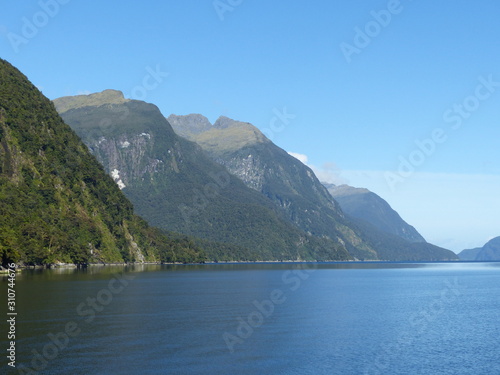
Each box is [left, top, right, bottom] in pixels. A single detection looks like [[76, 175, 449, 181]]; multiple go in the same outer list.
[[1, 0, 499, 252]]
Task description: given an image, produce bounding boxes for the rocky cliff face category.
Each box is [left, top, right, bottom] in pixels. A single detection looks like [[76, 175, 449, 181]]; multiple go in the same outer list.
[[55, 93, 352, 261], [55, 93, 182, 187], [0, 60, 200, 266], [168, 114, 459, 261], [168, 114, 381, 260]]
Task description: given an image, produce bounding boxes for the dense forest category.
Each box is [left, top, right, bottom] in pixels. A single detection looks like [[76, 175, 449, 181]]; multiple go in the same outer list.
[[0, 59, 205, 267], [56, 91, 352, 262]]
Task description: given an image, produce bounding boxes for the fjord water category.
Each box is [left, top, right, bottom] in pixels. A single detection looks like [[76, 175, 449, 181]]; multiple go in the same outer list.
[[3, 262, 500, 375]]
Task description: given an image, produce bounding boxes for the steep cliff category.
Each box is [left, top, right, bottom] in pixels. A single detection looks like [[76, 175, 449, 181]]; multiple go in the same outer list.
[[55, 92, 351, 261], [0, 60, 204, 266], [169, 114, 458, 261]]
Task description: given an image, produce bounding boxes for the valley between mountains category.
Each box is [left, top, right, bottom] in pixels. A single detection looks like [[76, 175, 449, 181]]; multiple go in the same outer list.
[[53, 89, 458, 263], [6, 60, 494, 266]]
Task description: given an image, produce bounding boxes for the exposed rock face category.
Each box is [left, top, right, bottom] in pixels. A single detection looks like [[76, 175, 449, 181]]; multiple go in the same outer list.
[[217, 153, 266, 191], [55, 92, 353, 262], [167, 114, 212, 139], [87, 132, 167, 188], [0, 60, 187, 266], [168, 113, 458, 262]]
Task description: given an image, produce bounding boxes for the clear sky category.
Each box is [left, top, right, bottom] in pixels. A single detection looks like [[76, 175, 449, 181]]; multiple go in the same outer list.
[[1, 0, 499, 252]]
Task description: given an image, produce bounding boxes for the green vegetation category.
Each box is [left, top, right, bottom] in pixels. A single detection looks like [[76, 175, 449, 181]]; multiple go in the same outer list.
[[56, 93, 352, 262], [0, 59, 205, 267], [169, 114, 459, 261]]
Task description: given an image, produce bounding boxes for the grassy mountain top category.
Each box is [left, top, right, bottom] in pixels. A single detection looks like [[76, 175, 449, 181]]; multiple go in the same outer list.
[[53, 89, 129, 113], [57, 95, 351, 262], [169, 114, 269, 154], [325, 183, 370, 197]]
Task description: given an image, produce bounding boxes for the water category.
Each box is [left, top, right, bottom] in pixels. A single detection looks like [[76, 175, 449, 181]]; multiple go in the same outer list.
[[2, 262, 500, 374]]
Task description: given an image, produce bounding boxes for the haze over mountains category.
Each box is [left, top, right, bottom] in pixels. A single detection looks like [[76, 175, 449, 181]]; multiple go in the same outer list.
[[54, 91, 351, 261], [324, 183, 426, 243], [167, 113, 456, 261], [0, 58, 463, 265], [458, 237, 500, 261]]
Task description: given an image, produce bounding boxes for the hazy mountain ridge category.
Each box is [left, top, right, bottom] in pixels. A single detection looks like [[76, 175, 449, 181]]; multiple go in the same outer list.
[[324, 183, 426, 243], [459, 237, 500, 261], [169, 114, 457, 261], [55, 92, 351, 261]]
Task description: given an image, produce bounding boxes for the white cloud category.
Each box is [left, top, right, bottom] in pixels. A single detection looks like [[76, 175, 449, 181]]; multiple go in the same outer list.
[[310, 162, 349, 186], [288, 151, 347, 185], [288, 152, 308, 164]]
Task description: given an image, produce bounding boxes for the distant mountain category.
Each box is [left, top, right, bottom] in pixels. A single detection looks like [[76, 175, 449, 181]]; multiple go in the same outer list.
[[459, 237, 500, 261], [54, 92, 351, 262], [169, 114, 458, 261], [457, 247, 482, 261], [0, 59, 204, 267], [324, 183, 426, 243], [169, 114, 379, 260]]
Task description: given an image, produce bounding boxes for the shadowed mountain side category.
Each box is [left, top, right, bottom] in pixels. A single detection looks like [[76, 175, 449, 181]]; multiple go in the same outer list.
[[459, 237, 500, 261], [169, 114, 457, 261], [325, 183, 426, 243], [0, 59, 205, 266], [54, 93, 351, 262]]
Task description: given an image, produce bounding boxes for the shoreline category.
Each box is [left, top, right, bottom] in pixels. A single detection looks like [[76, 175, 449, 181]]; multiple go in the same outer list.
[[3, 258, 490, 274]]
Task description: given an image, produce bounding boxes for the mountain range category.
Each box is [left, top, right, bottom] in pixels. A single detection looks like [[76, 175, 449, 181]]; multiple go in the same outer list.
[[54, 91, 351, 261], [0, 59, 460, 265], [167, 113, 456, 261], [458, 237, 500, 261]]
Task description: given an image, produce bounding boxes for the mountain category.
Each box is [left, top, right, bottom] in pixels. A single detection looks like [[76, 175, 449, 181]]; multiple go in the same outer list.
[[169, 114, 380, 260], [0, 59, 205, 267], [457, 247, 482, 261], [459, 237, 500, 261], [54, 92, 351, 262], [168, 114, 458, 261], [324, 183, 426, 243]]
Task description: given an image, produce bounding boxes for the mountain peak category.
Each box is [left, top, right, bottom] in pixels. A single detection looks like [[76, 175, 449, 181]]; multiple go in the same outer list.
[[169, 114, 269, 153], [167, 114, 212, 140], [327, 184, 371, 197], [53, 89, 129, 113], [213, 116, 245, 129]]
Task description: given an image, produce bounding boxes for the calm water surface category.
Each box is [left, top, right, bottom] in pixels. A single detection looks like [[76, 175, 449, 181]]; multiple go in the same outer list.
[[1, 262, 499, 374]]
